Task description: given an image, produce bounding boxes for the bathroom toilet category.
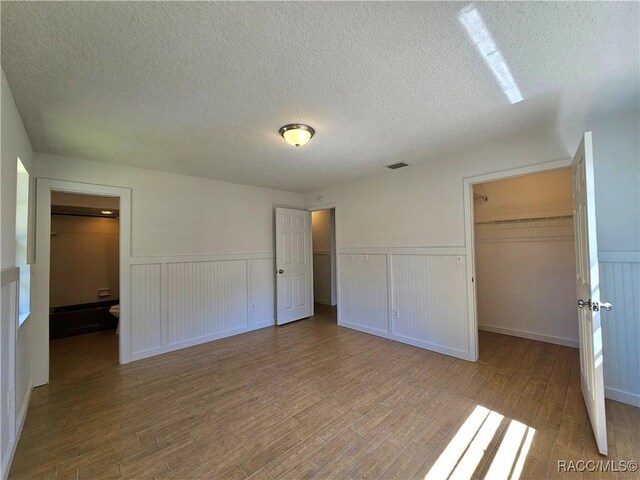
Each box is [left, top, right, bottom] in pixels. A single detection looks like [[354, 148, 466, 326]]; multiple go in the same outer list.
[[109, 304, 120, 334], [109, 304, 119, 318]]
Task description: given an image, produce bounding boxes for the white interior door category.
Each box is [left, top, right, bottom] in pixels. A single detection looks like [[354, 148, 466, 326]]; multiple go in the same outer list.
[[275, 208, 312, 325], [572, 131, 610, 456]]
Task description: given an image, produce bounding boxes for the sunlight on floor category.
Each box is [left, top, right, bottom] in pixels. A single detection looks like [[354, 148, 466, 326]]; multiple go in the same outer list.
[[425, 405, 536, 480]]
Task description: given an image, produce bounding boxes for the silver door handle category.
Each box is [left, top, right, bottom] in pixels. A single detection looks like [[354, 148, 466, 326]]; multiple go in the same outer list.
[[577, 299, 613, 312], [599, 302, 613, 311]]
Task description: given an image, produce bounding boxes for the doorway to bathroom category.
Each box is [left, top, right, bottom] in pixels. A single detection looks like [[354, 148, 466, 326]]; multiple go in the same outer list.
[[34, 179, 131, 387], [48, 192, 121, 383]]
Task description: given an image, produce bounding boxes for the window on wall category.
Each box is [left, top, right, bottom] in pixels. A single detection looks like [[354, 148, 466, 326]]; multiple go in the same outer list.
[[16, 157, 30, 325]]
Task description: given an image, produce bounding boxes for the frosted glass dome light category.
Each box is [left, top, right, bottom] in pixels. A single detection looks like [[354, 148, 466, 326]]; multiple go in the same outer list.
[[279, 124, 315, 147]]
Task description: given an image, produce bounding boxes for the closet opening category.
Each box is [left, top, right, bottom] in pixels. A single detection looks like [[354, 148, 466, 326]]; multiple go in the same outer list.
[[48, 192, 120, 383], [310, 208, 337, 322], [471, 168, 578, 357]]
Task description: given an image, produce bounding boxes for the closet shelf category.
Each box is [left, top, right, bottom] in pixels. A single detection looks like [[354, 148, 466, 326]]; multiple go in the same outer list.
[[474, 214, 573, 226], [476, 235, 574, 243]]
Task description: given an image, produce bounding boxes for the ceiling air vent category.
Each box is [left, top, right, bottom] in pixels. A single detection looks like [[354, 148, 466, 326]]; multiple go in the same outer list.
[[386, 161, 409, 170]]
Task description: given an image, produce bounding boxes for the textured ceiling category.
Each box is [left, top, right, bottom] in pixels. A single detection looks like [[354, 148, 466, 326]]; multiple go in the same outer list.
[[2, 1, 638, 192]]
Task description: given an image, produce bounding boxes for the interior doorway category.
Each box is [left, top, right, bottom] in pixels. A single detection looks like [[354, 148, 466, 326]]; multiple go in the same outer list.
[[48, 192, 120, 382], [311, 209, 336, 309], [471, 169, 577, 353], [274, 206, 338, 325], [34, 179, 131, 386], [311, 208, 337, 321]]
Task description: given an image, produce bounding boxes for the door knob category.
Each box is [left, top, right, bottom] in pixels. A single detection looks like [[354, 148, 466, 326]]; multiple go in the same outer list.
[[277, 269, 284, 274], [577, 299, 592, 309], [577, 299, 613, 312]]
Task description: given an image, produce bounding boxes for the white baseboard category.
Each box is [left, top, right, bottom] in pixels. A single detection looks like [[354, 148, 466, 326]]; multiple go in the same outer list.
[[249, 320, 276, 329], [339, 321, 474, 362], [605, 387, 640, 407], [130, 321, 274, 362], [314, 298, 331, 306], [479, 324, 578, 348], [2, 377, 33, 480]]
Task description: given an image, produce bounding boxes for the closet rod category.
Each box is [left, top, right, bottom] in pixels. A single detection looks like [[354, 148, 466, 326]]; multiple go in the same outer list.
[[51, 212, 119, 219], [474, 214, 573, 226]]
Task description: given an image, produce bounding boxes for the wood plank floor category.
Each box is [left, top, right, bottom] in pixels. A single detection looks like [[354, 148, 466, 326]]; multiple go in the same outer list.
[[10, 305, 640, 479], [49, 329, 119, 384]]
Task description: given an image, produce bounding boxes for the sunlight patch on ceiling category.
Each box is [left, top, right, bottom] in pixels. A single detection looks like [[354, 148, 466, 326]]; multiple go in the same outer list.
[[459, 4, 524, 104]]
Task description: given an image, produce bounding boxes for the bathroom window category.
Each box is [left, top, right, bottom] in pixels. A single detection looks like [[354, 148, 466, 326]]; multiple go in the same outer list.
[[16, 157, 30, 325]]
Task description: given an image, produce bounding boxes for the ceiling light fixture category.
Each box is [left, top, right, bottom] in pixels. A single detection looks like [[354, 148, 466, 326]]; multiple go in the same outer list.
[[101, 210, 113, 215], [279, 124, 315, 147]]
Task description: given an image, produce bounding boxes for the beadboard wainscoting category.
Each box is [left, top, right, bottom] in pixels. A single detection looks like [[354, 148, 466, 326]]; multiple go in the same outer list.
[[337, 248, 473, 361], [129, 254, 275, 361], [118, 249, 640, 407], [1, 268, 33, 480], [599, 251, 640, 407], [1, 268, 18, 478]]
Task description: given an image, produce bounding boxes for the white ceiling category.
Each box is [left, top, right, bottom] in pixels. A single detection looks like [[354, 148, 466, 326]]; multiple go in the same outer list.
[[2, 1, 638, 192]]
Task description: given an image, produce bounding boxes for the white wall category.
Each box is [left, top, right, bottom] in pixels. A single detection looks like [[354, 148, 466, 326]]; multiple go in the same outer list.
[[563, 111, 640, 406], [476, 241, 578, 345], [37, 154, 304, 256], [474, 169, 574, 222], [1, 68, 34, 480], [474, 170, 578, 347], [33, 153, 305, 362], [311, 209, 336, 306], [308, 128, 572, 249], [560, 111, 640, 253], [307, 111, 640, 406], [307, 128, 571, 362], [312, 210, 333, 252], [579, 111, 640, 406], [36, 154, 305, 257]]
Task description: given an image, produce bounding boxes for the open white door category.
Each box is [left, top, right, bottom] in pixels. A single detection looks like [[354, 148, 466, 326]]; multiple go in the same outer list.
[[572, 131, 611, 456], [275, 208, 312, 325]]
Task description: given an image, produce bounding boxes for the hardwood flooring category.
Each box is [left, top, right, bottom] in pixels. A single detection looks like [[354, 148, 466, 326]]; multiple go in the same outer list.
[[49, 329, 119, 384], [10, 305, 640, 479]]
